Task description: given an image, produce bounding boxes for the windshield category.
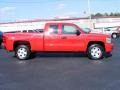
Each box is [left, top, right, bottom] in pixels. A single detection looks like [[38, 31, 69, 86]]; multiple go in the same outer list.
[[82, 28, 91, 33]]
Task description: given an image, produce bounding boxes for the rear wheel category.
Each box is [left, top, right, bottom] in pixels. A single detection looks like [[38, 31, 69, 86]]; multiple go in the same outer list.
[[87, 44, 104, 60], [15, 45, 31, 60]]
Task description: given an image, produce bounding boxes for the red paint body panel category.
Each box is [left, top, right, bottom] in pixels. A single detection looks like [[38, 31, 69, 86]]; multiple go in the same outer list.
[[3, 23, 113, 54], [3, 37, 13, 51], [30, 33, 44, 51]]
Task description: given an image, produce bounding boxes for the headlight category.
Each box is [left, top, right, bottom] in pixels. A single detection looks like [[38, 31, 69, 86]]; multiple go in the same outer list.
[[106, 38, 111, 43]]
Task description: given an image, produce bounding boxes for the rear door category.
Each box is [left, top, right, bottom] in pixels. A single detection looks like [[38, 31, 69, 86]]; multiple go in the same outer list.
[[44, 24, 61, 51]]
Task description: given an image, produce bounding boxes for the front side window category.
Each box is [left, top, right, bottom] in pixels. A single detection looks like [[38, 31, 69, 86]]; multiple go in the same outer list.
[[49, 25, 58, 34], [62, 25, 77, 34]]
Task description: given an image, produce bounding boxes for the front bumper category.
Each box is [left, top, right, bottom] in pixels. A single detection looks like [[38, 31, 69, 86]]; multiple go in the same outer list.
[[105, 43, 113, 53]]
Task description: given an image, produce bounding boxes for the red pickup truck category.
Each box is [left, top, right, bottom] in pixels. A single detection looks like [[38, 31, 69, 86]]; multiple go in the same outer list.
[[3, 23, 113, 60]]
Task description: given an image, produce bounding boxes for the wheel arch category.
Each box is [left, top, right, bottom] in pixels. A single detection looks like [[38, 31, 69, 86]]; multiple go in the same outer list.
[[87, 41, 105, 51], [13, 41, 31, 50]]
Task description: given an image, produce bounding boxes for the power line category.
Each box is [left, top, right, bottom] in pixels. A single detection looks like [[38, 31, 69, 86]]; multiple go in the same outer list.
[[0, 2, 53, 5], [0, 0, 58, 4], [1, 2, 45, 3]]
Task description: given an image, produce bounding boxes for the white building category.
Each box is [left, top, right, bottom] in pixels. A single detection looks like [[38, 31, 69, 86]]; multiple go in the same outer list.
[[0, 16, 120, 33]]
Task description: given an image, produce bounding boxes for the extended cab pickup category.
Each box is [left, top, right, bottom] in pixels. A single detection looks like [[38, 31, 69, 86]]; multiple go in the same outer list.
[[3, 23, 113, 60]]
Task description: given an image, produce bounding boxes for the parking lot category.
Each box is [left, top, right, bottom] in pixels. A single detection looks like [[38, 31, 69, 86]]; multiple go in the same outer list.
[[0, 39, 120, 90]]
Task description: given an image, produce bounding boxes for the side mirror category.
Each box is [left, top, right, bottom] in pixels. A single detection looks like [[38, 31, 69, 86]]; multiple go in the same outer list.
[[76, 30, 81, 36]]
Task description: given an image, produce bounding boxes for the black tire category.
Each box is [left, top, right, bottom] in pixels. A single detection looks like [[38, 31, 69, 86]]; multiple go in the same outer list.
[[0, 40, 2, 46], [112, 33, 117, 39], [0, 42, 2, 49], [15, 45, 31, 60], [87, 44, 104, 60], [0, 42, 1, 46]]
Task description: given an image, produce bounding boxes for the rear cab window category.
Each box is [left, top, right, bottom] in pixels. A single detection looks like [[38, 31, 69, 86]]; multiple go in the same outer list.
[[48, 25, 58, 34]]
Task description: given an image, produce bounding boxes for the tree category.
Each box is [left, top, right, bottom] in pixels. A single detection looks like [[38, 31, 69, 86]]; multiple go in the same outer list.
[[94, 13, 103, 17], [110, 12, 114, 16], [104, 13, 109, 16], [90, 12, 120, 17]]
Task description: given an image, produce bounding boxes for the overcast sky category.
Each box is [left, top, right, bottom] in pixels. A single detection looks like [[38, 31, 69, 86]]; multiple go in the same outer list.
[[0, 0, 120, 22]]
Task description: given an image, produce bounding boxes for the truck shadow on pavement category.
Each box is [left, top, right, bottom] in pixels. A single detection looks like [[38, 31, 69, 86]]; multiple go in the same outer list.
[[30, 52, 112, 59], [36, 52, 87, 58], [104, 53, 112, 58], [0, 46, 2, 49]]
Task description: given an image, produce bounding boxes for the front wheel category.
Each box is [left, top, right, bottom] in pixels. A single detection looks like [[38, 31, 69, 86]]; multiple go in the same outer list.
[[15, 45, 31, 60], [87, 44, 104, 60]]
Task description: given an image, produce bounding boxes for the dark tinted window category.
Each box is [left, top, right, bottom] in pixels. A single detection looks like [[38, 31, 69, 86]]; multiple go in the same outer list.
[[35, 29, 44, 32], [28, 30, 34, 33], [5, 31, 21, 33], [23, 30, 27, 32]]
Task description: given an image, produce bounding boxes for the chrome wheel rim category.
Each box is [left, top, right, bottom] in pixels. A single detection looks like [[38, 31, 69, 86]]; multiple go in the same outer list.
[[91, 47, 102, 59], [17, 48, 27, 59]]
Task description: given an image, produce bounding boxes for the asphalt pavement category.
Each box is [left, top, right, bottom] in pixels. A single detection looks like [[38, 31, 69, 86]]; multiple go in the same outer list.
[[0, 39, 120, 90]]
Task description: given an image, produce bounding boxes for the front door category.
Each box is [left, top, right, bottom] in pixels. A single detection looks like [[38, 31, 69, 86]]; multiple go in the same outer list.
[[59, 24, 85, 51]]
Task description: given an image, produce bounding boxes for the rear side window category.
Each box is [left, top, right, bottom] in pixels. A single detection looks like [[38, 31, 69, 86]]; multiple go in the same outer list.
[[49, 25, 58, 34]]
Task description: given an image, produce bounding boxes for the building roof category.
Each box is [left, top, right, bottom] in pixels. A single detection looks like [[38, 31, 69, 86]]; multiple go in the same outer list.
[[0, 17, 88, 25], [92, 16, 120, 19], [1, 16, 120, 25]]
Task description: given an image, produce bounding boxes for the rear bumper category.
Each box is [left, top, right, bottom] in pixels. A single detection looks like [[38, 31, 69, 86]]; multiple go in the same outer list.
[[105, 43, 113, 53]]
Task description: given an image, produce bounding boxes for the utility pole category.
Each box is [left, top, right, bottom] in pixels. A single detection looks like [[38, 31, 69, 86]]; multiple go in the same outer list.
[[87, 0, 92, 29]]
